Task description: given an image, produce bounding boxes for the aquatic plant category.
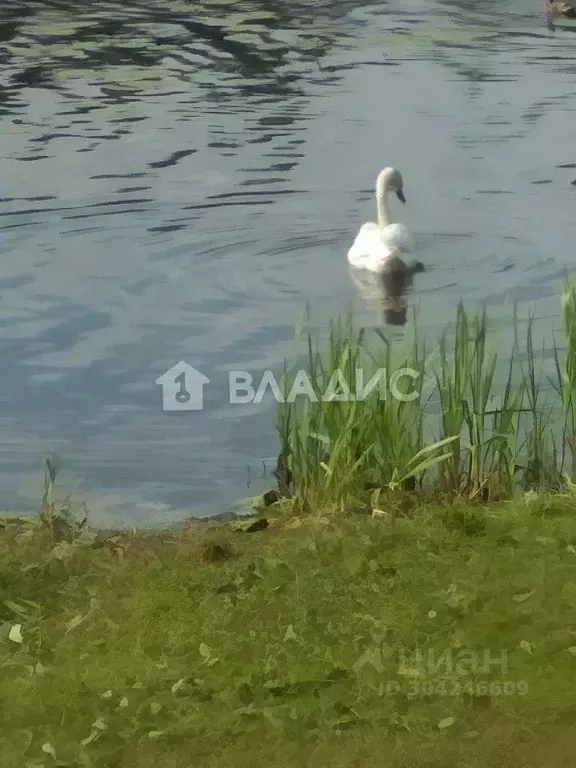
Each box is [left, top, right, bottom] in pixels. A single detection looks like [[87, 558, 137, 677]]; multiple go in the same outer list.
[[277, 277, 576, 511], [41, 454, 87, 541]]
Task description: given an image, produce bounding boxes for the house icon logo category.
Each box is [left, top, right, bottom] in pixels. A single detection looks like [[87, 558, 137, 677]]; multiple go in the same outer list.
[[155, 361, 210, 411]]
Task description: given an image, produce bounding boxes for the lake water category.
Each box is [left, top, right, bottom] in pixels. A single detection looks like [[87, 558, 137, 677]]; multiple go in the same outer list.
[[1, 0, 575, 526]]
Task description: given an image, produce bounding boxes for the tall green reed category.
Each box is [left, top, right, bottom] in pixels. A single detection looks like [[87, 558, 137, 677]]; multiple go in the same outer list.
[[554, 273, 576, 476], [276, 277, 576, 512], [277, 312, 456, 511]]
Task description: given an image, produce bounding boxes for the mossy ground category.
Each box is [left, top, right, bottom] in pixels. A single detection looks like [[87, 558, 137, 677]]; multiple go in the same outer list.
[[2, 494, 576, 767]]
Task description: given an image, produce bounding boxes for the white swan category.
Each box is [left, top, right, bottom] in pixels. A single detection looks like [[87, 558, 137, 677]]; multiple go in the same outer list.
[[347, 167, 415, 273]]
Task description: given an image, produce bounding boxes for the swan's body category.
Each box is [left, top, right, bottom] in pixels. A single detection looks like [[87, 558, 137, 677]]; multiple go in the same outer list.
[[347, 167, 415, 274]]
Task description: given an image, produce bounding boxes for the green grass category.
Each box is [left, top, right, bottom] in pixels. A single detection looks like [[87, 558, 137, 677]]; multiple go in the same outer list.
[[277, 276, 576, 512], [4, 493, 576, 767], [4, 282, 576, 765]]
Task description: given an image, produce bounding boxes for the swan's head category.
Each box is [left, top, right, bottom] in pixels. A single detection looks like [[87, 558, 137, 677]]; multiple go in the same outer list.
[[377, 167, 406, 203]]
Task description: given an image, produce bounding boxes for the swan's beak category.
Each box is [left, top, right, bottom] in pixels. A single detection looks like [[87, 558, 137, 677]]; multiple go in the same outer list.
[[396, 189, 406, 203]]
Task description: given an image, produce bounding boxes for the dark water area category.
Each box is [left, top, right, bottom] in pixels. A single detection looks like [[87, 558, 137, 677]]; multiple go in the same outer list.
[[1, 0, 575, 525]]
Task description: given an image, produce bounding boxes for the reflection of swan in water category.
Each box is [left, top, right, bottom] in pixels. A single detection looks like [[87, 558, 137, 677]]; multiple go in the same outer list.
[[347, 166, 424, 325], [349, 260, 424, 326]]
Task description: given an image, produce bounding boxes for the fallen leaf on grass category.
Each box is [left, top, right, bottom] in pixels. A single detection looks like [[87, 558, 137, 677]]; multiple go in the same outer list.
[[283, 624, 298, 642], [65, 614, 86, 633], [512, 590, 535, 603], [438, 716, 455, 730], [8, 624, 23, 643]]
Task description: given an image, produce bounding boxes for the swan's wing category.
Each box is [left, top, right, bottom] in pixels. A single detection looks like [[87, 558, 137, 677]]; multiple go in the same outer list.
[[380, 223, 413, 253], [348, 223, 394, 271]]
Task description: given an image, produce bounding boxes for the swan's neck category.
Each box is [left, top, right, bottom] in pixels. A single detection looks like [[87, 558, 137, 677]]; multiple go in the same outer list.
[[376, 177, 391, 228]]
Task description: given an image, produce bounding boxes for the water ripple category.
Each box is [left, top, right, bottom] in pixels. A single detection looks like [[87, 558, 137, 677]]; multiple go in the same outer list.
[[1, 0, 575, 520]]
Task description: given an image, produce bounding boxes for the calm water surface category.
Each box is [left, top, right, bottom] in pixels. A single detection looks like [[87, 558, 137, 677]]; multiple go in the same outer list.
[[1, 0, 575, 525]]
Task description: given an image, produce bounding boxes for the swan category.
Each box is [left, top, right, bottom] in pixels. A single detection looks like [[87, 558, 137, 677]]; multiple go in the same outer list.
[[347, 167, 418, 275]]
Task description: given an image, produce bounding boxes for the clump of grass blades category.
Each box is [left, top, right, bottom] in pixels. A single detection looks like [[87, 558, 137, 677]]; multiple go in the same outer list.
[[434, 303, 529, 501], [554, 272, 576, 475], [41, 454, 87, 541], [278, 278, 576, 511], [277, 312, 456, 512]]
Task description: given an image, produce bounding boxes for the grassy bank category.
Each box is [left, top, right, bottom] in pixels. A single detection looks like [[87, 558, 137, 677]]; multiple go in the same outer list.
[[3, 492, 576, 767], [4, 282, 576, 766]]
